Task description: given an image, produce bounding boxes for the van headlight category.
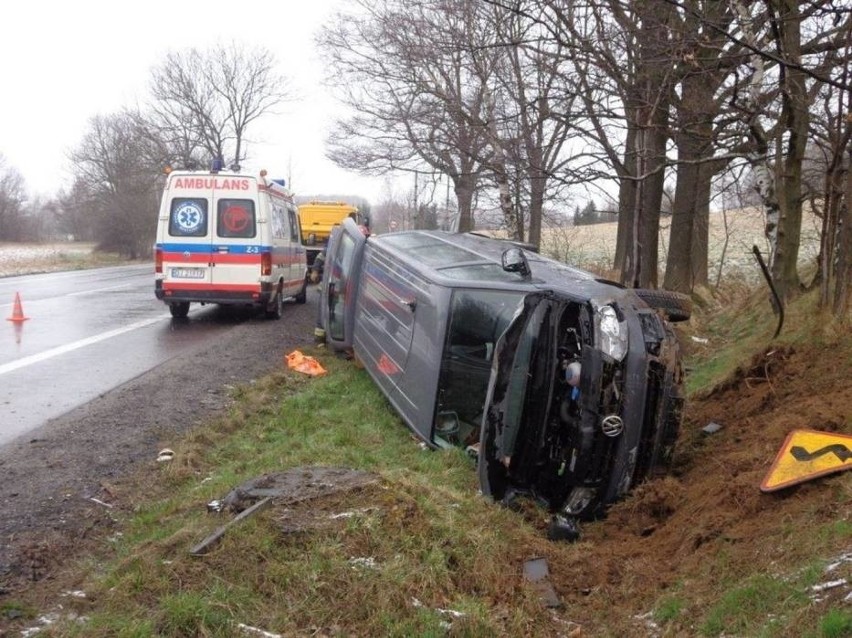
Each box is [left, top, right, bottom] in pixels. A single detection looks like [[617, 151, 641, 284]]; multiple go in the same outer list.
[[595, 305, 628, 361]]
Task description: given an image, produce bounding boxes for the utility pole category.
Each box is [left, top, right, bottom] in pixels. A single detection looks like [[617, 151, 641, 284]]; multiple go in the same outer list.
[[413, 172, 419, 230]]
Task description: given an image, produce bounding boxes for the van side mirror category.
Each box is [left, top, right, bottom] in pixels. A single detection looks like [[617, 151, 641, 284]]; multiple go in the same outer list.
[[502, 247, 531, 278]]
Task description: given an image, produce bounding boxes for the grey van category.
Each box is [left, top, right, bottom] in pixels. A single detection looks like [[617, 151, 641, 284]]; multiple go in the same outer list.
[[321, 218, 688, 539]]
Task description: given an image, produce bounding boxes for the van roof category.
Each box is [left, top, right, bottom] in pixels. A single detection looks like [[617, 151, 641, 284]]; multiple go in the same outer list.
[[371, 229, 602, 293]]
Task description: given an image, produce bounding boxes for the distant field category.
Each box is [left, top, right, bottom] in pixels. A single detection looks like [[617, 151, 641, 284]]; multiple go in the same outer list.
[[0, 242, 130, 278], [541, 207, 822, 285], [1, 210, 822, 285]]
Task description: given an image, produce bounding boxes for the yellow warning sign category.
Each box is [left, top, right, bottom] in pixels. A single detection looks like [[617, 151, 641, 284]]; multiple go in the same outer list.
[[761, 429, 852, 492]]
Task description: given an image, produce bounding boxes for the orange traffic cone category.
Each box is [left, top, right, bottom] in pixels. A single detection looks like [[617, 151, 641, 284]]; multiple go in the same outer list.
[[6, 292, 29, 322]]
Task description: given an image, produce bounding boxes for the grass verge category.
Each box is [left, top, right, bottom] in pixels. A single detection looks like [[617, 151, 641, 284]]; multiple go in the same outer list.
[[3, 286, 850, 637]]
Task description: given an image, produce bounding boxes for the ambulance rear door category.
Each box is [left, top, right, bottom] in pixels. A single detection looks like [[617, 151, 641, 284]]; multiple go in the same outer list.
[[209, 177, 262, 298], [160, 177, 215, 294]]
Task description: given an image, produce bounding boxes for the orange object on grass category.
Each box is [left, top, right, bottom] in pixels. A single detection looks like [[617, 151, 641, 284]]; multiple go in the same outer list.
[[286, 350, 327, 376]]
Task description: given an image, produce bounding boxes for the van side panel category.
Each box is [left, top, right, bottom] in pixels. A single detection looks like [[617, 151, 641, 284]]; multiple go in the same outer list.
[[353, 248, 449, 442]]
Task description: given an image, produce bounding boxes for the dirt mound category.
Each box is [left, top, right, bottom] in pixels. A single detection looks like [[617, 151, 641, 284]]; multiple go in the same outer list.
[[552, 336, 852, 626]]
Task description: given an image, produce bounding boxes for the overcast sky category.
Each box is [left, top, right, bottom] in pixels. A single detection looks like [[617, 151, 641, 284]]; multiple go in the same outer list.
[[0, 0, 391, 204]]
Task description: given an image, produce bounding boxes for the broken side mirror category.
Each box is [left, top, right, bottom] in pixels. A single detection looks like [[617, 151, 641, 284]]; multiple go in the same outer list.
[[502, 247, 531, 278]]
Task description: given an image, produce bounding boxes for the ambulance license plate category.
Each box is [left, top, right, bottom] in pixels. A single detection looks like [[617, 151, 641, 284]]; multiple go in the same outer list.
[[171, 267, 205, 279]]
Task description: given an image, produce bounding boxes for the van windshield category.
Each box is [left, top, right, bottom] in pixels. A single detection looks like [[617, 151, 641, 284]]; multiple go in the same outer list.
[[434, 289, 523, 446]]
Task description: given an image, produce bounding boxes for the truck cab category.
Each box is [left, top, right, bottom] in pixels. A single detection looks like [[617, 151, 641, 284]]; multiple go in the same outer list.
[[298, 201, 363, 266]]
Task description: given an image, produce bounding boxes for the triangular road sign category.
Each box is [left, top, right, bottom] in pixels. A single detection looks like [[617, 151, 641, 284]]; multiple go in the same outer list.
[[761, 429, 852, 492]]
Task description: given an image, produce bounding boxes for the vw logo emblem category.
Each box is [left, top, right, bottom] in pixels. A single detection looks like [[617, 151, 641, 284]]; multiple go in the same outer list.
[[600, 415, 624, 437], [183, 251, 191, 260]]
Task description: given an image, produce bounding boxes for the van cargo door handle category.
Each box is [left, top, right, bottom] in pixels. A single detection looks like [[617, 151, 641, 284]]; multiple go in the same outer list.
[[400, 298, 416, 311]]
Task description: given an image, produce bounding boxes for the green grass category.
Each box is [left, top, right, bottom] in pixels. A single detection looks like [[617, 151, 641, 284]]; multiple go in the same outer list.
[[683, 282, 848, 395], [20, 354, 555, 636], [699, 574, 805, 636], [818, 609, 852, 638], [5, 290, 850, 637]]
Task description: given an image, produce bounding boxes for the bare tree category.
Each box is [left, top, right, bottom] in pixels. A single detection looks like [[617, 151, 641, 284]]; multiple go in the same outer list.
[[323, 0, 577, 241], [320, 0, 493, 233], [54, 179, 99, 242], [69, 113, 163, 258], [148, 42, 288, 168], [0, 155, 27, 241], [489, 1, 579, 246]]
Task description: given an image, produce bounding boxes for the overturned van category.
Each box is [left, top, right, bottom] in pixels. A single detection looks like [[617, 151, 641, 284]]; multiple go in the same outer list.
[[321, 218, 689, 539], [155, 168, 308, 319]]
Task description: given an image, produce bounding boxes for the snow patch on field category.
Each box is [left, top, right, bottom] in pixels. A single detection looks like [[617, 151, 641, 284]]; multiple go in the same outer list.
[[541, 208, 821, 284], [0, 243, 98, 278]]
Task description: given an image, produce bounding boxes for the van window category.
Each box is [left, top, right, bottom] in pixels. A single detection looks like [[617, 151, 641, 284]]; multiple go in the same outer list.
[[271, 203, 288, 239], [287, 206, 300, 242], [169, 198, 208, 237], [217, 199, 256, 238], [381, 233, 479, 266], [438, 263, 529, 282]]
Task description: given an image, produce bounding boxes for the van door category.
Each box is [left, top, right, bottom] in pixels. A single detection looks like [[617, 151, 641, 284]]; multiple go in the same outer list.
[[160, 181, 215, 293], [210, 182, 261, 296], [285, 203, 306, 295], [323, 218, 367, 350]]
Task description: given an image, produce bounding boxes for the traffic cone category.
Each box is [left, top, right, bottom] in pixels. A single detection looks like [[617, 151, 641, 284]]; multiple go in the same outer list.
[[6, 292, 29, 322]]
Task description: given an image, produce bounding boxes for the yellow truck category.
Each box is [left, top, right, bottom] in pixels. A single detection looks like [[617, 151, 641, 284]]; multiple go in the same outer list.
[[297, 200, 362, 265]]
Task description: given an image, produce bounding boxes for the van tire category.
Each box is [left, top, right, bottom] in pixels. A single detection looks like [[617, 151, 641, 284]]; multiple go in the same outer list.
[[634, 289, 692, 322], [294, 281, 307, 305], [265, 288, 284, 320], [169, 302, 190, 319]]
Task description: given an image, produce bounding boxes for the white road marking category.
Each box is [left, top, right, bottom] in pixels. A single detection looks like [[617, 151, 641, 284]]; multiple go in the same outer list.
[[66, 283, 137, 296], [0, 314, 171, 376]]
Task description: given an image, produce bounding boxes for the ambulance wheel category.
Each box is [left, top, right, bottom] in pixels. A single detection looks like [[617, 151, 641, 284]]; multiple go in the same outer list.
[[294, 281, 307, 304], [169, 302, 190, 319], [265, 289, 284, 320]]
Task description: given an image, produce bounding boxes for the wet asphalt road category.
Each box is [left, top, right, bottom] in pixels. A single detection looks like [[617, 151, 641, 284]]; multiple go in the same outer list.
[[0, 265, 271, 447]]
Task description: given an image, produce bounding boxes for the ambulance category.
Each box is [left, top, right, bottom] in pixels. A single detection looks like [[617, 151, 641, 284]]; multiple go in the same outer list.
[[154, 165, 308, 319]]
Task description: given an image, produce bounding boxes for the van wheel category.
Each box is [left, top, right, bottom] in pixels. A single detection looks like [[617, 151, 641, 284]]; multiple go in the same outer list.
[[265, 289, 284, 320], [169, 302, 190, 319], [294, 281, 307, 305], [634, 289, 692, 322]]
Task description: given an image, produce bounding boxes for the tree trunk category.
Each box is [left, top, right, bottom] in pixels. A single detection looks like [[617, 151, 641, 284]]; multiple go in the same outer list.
[[615, 120, 638, 280], [834, 156, 852, 321], [453, 173, 476, 233], [769, 0, 809, 301], [616, 0, 672, 288], [637, 121, 667, 288], [665, 73, 716, 292], [483, 87, 518, 240], [527, 163, 545, 249]]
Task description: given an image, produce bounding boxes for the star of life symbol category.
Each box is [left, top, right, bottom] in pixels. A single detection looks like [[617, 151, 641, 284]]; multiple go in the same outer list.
[[175, 202, 204, 234]]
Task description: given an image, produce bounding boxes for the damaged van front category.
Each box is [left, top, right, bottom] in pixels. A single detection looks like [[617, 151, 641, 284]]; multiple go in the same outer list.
[[479, 289, 684, 541]]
